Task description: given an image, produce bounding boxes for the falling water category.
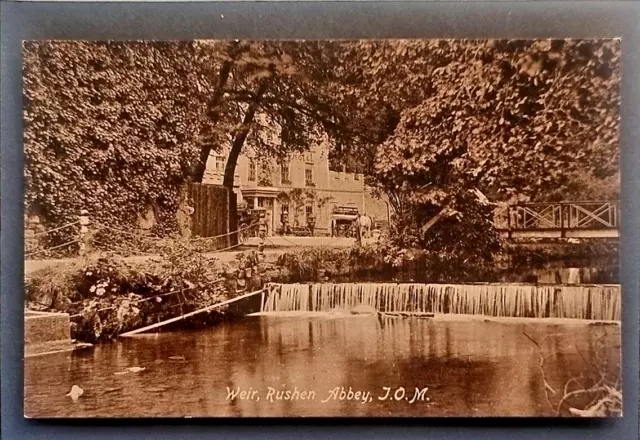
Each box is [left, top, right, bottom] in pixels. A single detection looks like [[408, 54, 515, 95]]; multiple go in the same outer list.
[[260, 283, 621, 321]]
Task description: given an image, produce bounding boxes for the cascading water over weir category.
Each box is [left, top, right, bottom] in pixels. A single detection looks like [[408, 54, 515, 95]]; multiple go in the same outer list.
[[260, 283, 621, 321]]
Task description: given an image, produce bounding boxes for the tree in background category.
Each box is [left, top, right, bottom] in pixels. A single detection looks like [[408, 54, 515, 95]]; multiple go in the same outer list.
[[345, 39, 620, 259], [188, 40, 391, 236]]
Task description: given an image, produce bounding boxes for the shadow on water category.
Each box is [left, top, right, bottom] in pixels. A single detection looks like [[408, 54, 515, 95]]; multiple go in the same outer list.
[[24, 315, 621, 418]]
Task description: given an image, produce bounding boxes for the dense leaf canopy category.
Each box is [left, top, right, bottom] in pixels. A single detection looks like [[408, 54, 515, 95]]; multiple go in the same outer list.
[[337, 39, 620, 253], [24, 41, 221, 233]]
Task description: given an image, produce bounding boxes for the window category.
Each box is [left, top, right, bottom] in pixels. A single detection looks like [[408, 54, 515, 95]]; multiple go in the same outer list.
[[280, 161, 290, 184], [258, 198, 265, 208], [354, 174, 360, 181], [248, 161, 256, 181], [305, 167, 314, 186], [305, 203, 313, 217], [215, 156, 225, 172], [305, 153, 313, 163]]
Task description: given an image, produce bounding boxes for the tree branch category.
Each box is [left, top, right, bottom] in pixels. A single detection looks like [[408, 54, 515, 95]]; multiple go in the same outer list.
[[191, 42, 248, 182], [222, 90, 379, 145], [419, 204, 457, 235], [222, 72, 274, 189]]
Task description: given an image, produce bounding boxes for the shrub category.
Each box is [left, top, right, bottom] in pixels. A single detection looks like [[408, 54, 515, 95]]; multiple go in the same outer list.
[[26, 247, 230, 342]]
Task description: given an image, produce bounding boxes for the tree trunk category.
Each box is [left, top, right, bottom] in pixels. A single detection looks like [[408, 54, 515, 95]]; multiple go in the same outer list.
[[420, 205, 456, 235], [223, 78, 271, 242], [191, 41, 247, 183], [190, 59, 233, 182], [222, 80, 270, 189]]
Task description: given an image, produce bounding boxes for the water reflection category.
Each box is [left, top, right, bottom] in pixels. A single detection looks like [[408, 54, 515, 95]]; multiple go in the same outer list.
[[24, 316, 620, 417]]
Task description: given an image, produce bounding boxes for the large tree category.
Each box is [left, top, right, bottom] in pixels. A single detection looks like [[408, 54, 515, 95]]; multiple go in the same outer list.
[[192, 40, 388, 185], [190, 40, 391, 237], [344, 39, 620, 255]]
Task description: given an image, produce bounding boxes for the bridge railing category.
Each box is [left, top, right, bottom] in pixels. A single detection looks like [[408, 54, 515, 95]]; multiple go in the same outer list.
[[505, 201, 619, 231]]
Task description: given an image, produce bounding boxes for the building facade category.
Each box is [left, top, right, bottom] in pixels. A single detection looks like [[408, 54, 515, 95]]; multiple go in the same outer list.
[[203, 144, 389, 236]]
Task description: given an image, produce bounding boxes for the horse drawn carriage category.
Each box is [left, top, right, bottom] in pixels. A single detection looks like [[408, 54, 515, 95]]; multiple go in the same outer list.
[[330, 206, 360, 237]]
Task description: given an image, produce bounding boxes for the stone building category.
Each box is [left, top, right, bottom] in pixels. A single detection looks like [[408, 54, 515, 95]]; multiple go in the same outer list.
[[203, 144, 389, 236]]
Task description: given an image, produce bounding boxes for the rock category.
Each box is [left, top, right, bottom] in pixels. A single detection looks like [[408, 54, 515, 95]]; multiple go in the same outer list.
[[53, 294, 72, 312], [127, 366, 146, 373], [66, 385, 84, 401], [28, 289, 57, 309]]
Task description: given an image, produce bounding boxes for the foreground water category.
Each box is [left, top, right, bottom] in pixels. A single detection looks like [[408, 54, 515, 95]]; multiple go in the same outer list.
[[24, 315, 620, 417]]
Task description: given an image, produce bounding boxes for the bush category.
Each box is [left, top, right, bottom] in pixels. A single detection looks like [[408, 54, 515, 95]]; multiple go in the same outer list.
[[273, 240, 498, 284], [271, 238, 618, 284], [26, 247, 230, 342]]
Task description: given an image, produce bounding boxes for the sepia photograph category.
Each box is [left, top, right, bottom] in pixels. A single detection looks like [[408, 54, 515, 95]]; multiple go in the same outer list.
[[23, 38, 622, 418]]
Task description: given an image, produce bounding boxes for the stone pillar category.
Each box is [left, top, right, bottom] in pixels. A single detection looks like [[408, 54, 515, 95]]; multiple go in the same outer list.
[[272, 198, 279, 235], [254, 197, 259, 209], [79, 209, 90, 257]]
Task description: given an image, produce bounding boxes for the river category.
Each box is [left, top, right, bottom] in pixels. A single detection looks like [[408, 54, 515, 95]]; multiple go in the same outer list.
[[24, 314, 620, 418]]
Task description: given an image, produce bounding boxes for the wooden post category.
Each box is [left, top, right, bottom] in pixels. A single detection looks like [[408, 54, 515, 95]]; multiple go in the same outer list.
[[78, 209, 90, 257]]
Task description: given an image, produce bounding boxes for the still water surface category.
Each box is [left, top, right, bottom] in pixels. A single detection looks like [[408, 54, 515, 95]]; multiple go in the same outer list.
[[24, 314, 620, 417]]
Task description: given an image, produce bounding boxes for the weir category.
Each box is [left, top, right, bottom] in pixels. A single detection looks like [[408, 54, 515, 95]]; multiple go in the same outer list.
[[261, 283, 621, 321]]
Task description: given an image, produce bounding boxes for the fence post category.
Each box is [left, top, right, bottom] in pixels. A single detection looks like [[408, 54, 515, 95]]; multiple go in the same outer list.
[[79, 209, 90, 257]]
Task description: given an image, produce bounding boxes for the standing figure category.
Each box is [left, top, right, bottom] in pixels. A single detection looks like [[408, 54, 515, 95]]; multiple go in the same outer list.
[[258, 211, 267, 240], [257, 211, 267, 256], [307, 213, 316, 237], [281, 209, 289, 235], [355, 218, 362, 244], [265, 210, 272, 237]]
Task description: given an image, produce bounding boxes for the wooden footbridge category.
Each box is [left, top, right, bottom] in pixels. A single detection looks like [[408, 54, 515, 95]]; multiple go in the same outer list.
[[497, 201, 619, 239]]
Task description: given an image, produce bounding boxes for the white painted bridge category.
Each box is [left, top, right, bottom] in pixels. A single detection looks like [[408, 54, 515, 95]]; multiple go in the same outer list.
[[496, 201, 619, 239]]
